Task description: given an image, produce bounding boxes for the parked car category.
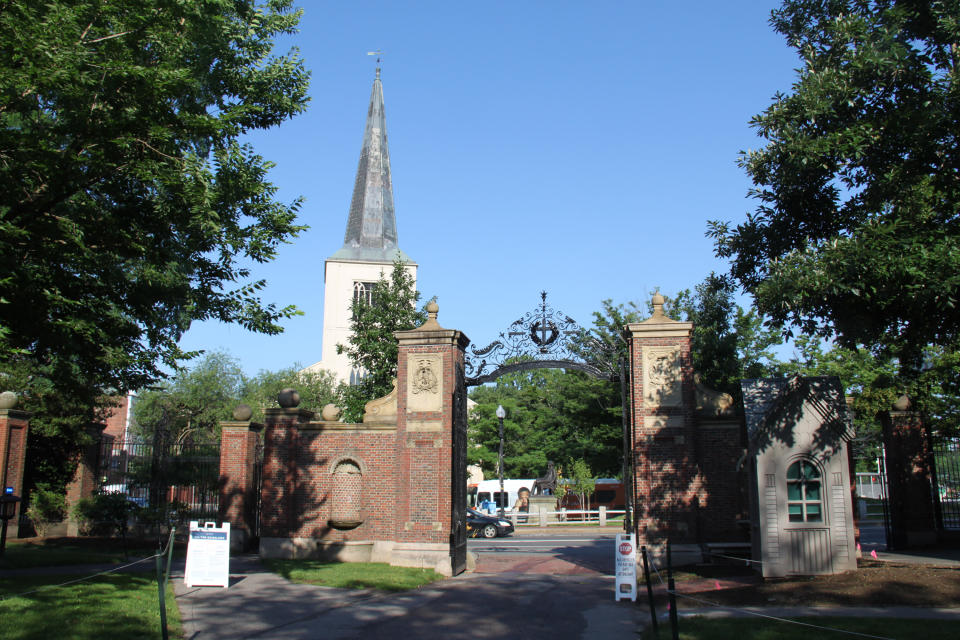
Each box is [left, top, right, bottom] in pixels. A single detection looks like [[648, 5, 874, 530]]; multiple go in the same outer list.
[[466, 507, 514, 538]]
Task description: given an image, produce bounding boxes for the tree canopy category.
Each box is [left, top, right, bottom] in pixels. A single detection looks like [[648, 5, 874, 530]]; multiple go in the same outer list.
[[709, 0, 960, 371], [0, 0, 310, 400], [133, 351, 340, 443], [668, 274, 781, 398]]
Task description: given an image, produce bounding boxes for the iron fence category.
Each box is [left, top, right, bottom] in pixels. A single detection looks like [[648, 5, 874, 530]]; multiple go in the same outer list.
[[96, 437, 220, 523], [933, 437, 960, 529]]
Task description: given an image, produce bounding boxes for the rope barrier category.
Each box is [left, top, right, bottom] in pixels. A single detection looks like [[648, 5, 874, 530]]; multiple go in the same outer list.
[[0, 533, 176, 603], [645, 556, 896, 640], [707, 551, 764, 565], [664, 589, 896, 640]]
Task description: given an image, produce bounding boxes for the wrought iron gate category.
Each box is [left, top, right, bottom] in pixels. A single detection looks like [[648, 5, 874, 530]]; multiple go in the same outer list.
[[96, 435, 220, 524], [461, 292, 633, 533], [450, 363, 469, 575], [933, 436, 960, 529]]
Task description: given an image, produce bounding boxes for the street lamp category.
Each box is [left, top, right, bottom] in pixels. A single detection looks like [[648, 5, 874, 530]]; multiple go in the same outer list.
[[0, 487, 20, 556], [496, 405, 506, 517]]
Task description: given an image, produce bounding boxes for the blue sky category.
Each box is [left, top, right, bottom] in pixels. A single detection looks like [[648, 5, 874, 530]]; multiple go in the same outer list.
[[179, 1, 801, 376]]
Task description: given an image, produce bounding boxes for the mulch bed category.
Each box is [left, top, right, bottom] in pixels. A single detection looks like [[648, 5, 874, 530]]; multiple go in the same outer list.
[[648, 560, 960, 609]]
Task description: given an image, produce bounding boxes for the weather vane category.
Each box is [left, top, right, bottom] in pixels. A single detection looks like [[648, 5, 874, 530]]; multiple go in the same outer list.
[[367, 50, 384, 65]]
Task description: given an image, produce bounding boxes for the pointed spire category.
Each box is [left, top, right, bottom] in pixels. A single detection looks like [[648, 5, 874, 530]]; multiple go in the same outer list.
[[332, 68, 410, 263]]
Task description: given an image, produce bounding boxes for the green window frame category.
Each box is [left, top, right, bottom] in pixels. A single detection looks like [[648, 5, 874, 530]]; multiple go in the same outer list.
[[786, 460, 823, 523]]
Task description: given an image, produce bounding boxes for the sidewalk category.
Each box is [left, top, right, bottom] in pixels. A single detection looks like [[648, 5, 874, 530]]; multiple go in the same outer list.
[[173, 555, 641, 640], [5, 538, 960, 638], [172, 550, 960, 639]]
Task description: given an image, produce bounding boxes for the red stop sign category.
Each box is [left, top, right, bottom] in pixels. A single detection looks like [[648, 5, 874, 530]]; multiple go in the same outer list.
[[619, 542, 633, 555]]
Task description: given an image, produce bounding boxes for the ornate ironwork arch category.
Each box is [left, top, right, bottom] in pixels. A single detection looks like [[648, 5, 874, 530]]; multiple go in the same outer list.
[[464, 291, 618, 386]]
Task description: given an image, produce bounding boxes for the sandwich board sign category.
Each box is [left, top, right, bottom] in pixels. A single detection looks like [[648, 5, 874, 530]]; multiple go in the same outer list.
[[184, 521, 230, 588], [614, 533, 637, 602]]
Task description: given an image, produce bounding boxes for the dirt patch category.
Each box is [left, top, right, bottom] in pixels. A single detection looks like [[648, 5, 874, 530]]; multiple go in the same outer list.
[[651, 560, 960, 609]]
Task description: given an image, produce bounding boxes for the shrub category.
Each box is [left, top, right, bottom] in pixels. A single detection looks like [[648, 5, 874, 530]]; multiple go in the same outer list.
[[73, 491, 140, 537], [25, 484, 66, 538]]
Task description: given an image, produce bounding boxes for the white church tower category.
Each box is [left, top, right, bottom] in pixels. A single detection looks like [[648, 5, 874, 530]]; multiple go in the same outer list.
[[305, 67, 417, 384]]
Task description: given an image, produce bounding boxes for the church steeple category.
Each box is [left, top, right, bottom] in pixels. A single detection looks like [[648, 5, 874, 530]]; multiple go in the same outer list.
[[309, 64, 417, 383], [331, 66, 410, 263]]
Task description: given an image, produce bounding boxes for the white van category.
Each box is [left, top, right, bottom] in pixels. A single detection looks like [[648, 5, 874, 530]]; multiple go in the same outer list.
[[471, 479, 535, 514]]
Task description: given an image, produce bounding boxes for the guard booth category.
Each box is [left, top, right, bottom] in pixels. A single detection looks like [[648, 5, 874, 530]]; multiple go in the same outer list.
[[743, 376, 857, 578]]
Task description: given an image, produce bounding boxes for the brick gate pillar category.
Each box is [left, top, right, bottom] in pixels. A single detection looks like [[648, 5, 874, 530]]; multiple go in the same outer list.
[[881, 398, 937, 548], [392, 301, 469, 576], [65, 425, 109, 536], [624, 294, 701, 557], [219, 405, 263, 551], [0, 392, 30, 538], [260, 397, 315, 551]]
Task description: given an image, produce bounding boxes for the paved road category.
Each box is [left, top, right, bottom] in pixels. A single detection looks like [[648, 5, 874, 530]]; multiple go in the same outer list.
[[469, 530, 621, 575], [174, 555, 643, 640]]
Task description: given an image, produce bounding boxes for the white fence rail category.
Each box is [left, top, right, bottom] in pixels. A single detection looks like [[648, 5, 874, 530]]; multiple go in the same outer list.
[[855, 472, 886, 500], [496, 507, 626, 527]]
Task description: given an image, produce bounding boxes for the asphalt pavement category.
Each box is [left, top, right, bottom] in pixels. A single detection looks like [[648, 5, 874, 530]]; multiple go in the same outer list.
[[171, 526, 960, 639], [173, 554, 643, 640]]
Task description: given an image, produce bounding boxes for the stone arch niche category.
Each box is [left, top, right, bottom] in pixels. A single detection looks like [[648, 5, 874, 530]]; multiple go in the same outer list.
[[329, 457, 364, 530]]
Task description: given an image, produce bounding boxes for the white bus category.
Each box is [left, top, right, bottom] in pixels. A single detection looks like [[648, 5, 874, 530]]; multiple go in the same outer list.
[[470, 479, 535, 514]]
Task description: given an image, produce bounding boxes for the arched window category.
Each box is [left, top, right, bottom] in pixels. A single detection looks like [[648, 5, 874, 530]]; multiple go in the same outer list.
[[786, 460, 822, 523], [353, 281, 377, 306]]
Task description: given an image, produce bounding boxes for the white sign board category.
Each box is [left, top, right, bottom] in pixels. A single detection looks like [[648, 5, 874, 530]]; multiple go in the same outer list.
[[184, 521, 230, 588], [614, 533, 637, 602]]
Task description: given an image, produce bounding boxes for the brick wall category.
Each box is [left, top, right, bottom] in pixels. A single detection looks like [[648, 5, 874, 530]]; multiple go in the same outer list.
[[99, 393, 133, 439], [65, 427, 111, 535], [219, 422, 261, 546], [0, 408, 30, 536], [625, 300, 747, 547], [258, 409, 405, 543], [626, 323, 701, 545], [881, 410, 937, 547], [697, 422, 748, 541], [393, 345, 458, 545]]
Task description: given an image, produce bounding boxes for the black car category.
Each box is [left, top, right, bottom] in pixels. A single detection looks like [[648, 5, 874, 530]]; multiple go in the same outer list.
[[466, 507, 515, 538]]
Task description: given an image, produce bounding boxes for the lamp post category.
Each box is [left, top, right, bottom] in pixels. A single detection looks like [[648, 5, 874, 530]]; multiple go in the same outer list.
[[496, 405, 506, 518], [0, 487, 20, 556]]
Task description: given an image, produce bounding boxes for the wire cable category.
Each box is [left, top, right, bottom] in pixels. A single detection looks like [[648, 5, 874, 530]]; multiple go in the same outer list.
[[0, 551, 163, 602], [646, 556, 896, 640]]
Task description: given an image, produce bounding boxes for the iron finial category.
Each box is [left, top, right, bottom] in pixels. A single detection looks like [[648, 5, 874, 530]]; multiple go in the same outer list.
[[367, 50, 384, 78]]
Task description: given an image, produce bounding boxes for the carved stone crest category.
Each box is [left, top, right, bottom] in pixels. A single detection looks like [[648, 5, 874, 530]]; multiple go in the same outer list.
[[406, 353, 443, 412], [412, 359, 439, 395], [643, 346, 682, 407]]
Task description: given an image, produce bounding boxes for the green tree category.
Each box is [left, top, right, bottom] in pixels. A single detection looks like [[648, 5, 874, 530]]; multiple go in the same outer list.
[[240, 366, 340, 422], [661, 275, 782, 397], [337, 260, 425, 421], [776, 334, 900, 465], [468, 299, 638, 480], [568, 458, 596, 512], [0, 1, 309, 460], [133, 352, 245, 444], [0, 357, 111, 499], [468, 368, 624, 479], [709, 0, 960, 373]]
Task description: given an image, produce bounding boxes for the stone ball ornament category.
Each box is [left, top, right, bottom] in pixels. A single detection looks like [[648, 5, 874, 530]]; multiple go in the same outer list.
[[0, 391, 17, 410], [321, 404, 342, 421], [892, 394, 912, 411], [277, 388, 301, 408], [232, 404, 253, 421]]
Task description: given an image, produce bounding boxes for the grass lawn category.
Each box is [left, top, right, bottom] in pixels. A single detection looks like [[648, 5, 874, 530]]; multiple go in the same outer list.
[[0, 537, 182, 570], [261, 559, 442, 591], [0, 572, 181, 640], [641, 616, 960, 639]]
